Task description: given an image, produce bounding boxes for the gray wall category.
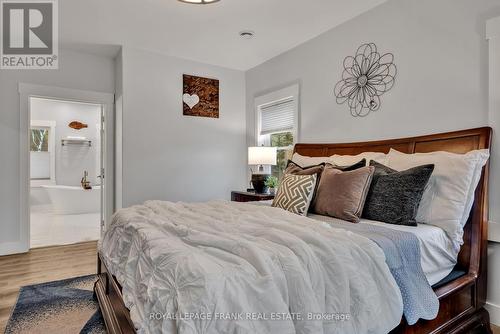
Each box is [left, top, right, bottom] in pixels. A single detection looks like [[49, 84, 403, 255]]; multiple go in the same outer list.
[[247, 0, 496, 145], [31, 98, 101, 186], [245, 0, 500, 323], [246, 0, 499, 219], [120, 47, 247, 207], [486, 17, 500, 325], [0, 48, 115, 246]]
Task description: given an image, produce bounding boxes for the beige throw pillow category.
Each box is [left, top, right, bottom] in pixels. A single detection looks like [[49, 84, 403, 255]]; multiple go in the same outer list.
[[313, 166, 375, 223]]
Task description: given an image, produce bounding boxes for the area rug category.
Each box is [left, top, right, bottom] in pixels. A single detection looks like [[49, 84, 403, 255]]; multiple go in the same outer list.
[[4, 275, 106, 334]]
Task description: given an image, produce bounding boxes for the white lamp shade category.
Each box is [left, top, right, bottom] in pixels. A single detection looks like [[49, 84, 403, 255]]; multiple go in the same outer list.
[[248, 147, 277, 166]]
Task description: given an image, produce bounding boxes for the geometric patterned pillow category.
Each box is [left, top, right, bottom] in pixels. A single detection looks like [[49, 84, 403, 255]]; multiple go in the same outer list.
[[272, 174, 317, 216]]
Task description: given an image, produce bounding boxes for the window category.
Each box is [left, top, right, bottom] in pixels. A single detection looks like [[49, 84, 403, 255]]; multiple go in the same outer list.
[[270, 132, 294, 180], [31, 128, 49, 152], [255, 84, 299, 180], [30, 121, 56, 184]]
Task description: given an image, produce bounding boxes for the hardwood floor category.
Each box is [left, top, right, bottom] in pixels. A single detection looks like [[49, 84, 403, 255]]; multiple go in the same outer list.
[[0, 241, 499, 333], [0, 241, 97, 333]]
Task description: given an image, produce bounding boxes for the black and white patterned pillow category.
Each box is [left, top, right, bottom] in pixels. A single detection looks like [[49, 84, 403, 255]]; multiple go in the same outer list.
[[272, 174, 317, 216]]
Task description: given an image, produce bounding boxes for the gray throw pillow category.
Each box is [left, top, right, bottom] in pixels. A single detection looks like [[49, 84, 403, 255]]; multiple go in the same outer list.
[[362, 161, 434, 226]]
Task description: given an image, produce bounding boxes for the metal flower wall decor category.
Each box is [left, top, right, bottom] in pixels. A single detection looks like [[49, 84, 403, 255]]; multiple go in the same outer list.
[[334, 43, 397, 117]]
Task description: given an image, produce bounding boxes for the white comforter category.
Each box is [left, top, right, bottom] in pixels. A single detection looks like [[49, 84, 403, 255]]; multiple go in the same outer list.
[[99, 200, 403, 334]]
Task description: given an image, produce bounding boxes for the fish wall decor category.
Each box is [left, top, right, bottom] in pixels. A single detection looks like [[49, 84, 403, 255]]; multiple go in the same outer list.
[[68, 121, 88, 130]]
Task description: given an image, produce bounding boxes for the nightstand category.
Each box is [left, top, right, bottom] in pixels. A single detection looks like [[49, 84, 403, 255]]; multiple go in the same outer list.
[[231, 191, 275, 203]]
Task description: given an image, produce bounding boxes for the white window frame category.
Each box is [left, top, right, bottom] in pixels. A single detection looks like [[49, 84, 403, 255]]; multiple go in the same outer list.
[[254, 84, 299, 175], [30, 120, 56, 187], [255, 84, 299, 146]]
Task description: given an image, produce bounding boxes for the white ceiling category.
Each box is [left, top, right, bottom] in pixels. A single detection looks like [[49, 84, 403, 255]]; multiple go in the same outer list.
[[60, 0, 388, 71]]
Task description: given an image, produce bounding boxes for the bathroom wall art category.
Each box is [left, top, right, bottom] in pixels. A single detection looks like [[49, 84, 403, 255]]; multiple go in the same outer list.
[[183, 74, 219, 118], [68, 121, 88, 130]]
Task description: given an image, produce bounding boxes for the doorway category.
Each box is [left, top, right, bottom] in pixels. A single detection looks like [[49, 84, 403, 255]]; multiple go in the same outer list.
[[19, 84, 114, 252], [29, 98, 103, 247]]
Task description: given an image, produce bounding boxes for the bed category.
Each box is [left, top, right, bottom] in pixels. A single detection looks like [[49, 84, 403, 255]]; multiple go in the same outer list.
[[94, 127, 492, 334]]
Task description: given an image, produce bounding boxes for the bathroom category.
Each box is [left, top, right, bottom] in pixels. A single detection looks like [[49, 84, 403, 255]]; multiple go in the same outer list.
[[30, 97, 102, 248]]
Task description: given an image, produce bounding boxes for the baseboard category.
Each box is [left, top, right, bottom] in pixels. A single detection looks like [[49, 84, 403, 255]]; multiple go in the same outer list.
[[490, 221, 500, 243], [0, 240, 29, 256], [486, 301, 500, 326]]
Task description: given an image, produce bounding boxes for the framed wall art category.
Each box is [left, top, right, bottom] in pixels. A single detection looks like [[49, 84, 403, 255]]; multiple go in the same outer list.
[[183, 74, 219, 118]]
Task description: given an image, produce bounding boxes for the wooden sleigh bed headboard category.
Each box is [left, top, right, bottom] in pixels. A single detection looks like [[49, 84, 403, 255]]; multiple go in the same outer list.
[[294, 127, 493, 333]]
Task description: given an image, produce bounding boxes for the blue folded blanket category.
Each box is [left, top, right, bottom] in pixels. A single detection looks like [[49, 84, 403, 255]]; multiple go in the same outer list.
[[328, 221, 439, 325]]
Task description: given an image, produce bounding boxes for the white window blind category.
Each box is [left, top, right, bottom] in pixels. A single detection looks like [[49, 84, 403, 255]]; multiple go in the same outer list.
[[260, 98, 295, 135]]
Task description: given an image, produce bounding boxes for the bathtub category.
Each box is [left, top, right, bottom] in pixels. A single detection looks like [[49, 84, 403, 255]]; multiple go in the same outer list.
[[41, 185, 101, 215]]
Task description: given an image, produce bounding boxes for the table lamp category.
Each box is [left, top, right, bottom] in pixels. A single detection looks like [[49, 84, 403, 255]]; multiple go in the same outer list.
[[248, 146, 277, 194]]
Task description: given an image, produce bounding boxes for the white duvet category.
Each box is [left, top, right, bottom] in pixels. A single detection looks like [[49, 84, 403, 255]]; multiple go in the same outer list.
[[99, 200, 403, 334]]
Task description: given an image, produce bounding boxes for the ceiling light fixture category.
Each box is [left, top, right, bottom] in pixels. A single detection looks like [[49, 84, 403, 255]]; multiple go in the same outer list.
[[177, 0, 220, 4], [239, 30, 255, 39]]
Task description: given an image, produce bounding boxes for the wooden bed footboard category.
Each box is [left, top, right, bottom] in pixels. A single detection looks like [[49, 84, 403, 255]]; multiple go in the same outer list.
[[95, 253, 493, 334], [95, 127, 493, 334], [95, 256, 136, 334], [389, 280, 492, 333]]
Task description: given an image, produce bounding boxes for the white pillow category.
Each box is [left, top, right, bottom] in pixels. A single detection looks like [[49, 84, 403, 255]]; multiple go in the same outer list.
[[387, 148, 489, 251], [330, 152, 387, 166], [291, 153, 332, 167], [459, 149, 490, 226], [292, 152, 387, 167]]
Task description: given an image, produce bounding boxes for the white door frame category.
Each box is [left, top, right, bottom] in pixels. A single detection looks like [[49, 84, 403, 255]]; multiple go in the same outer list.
[[18, 83, 115, 253]]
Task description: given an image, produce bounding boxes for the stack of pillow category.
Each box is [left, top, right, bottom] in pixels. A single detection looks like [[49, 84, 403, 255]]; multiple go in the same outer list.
[[272, 149, 489, 251]]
